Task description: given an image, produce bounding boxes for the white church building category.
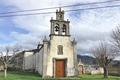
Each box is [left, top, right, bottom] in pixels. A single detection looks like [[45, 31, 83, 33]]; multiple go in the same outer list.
[[13, 8, 77, 78]]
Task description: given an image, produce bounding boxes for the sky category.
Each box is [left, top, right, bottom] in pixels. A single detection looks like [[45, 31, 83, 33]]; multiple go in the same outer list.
[[0, 0, 120, 57]]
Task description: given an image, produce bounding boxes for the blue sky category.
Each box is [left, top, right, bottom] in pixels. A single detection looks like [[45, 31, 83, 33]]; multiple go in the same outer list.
[[0, 2, 30, 46], [0, 0, 120, 58]]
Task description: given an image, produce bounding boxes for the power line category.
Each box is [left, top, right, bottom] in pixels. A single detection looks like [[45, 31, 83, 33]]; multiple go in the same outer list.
[[0, 0, 120, 14], [0, 11, 54, 17], [0, 4, 120, 17], [66, 4, 120, 12]]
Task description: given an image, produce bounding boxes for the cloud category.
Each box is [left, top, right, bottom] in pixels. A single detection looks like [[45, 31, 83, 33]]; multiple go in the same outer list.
[[68, 4, 120, 55], [0, 0, 120, 56], [10, 31, 44, 49]]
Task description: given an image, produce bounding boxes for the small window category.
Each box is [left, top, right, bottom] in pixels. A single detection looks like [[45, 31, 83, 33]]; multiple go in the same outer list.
[[57, 45, 63, 55]]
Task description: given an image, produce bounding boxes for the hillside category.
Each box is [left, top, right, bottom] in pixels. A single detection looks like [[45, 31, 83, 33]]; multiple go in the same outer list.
[[77, 55, 120, 66]]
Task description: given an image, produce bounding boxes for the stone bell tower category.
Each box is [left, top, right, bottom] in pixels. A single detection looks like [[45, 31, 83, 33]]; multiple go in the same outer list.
[[50, 8, 70, 37], [46, 8, 77, 77]]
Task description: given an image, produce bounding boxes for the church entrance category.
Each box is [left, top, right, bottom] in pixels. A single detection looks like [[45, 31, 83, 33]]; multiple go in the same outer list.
[[55, 59, 66, 77]]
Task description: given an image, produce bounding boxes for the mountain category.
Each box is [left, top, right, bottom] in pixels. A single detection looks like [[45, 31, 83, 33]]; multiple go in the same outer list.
[[77, 55, 97, 65], [77, 55, 120, 66]]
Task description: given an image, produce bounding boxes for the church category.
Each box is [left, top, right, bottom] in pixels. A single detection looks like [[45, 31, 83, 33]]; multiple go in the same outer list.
[[13, 8, 77, 78]]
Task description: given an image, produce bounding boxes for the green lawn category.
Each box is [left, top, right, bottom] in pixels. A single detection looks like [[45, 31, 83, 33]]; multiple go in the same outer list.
[[0, 71, 41, 80], [0, 71, 120, 80], [78, 74, 120, 80]]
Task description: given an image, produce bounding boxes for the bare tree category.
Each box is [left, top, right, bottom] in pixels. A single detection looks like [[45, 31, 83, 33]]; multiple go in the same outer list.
[[91, 41, 117, 78], [0, 45, 21, 78], [111, 25, 120, 53]]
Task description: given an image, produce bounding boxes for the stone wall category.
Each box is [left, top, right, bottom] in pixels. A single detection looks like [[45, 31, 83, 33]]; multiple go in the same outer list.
[[35, 48, 43, 75], [23, 52, 35, 70], [0, 65, 4, 71], [46, 36, 75, 77]]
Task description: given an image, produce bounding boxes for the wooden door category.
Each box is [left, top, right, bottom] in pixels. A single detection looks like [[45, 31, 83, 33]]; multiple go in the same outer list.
[[55, 60, 65, 77]]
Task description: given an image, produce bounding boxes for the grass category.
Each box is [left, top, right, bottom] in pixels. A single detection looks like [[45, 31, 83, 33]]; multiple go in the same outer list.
[[0, 71, 120, 80], [78, 74, 120, 80], [0, 71, 41, 80]]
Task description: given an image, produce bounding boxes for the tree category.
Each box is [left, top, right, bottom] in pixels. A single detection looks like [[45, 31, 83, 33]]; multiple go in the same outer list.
[[91, 41, 117, 78], [0, 45, 21, 78], [111, 25, 120, 53]]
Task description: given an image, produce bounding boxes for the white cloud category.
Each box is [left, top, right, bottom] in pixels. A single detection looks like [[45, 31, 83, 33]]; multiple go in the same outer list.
[[10, 31, 44, 49]]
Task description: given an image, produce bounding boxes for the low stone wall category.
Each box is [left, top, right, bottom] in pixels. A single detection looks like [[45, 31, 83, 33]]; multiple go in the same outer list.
[[91, 68, 104, 74], [108, 67, 120, 76], [84, 65, 104, 75], [0, 66, 4, 71]]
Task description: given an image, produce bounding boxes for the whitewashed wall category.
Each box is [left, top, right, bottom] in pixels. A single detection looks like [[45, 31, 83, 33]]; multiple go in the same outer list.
[[23, 52, 35, 70], [0, 65, 4, 71], [35, 48, 43, 75], [46, 36, 75, 77]]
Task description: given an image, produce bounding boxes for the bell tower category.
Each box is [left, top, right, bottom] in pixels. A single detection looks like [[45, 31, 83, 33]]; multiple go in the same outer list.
[[46, 8, 77, 77], [50, 8, 70, 37], [56, 8, 64, 20]]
